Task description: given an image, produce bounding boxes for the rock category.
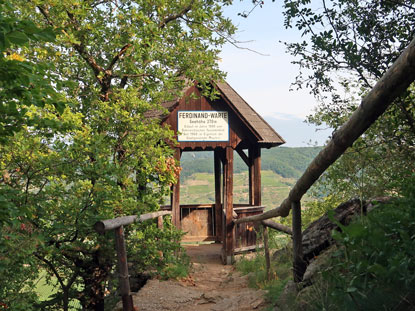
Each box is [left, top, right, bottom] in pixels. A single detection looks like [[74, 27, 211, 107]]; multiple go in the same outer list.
[[302, 198, 363, 262], [302, 197, 391, 263], [302, 246, 336, 284], [250, 297, 265, 309], [199, 292, 220, 304], [295, 283, 316, 311]]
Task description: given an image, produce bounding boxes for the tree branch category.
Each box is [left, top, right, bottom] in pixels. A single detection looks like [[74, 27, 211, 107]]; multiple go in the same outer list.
[[159, 0, 195, 29], [106, 44, 132, 72]]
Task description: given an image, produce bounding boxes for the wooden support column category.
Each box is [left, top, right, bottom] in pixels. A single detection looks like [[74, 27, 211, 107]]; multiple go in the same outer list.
[[248, 148, 254, 206], [253, 147, 261, 206], [214, 149, 222, 242], [171, 148, 181, 229], [224, 146, 234, 265], [292, 200, 306, 282]]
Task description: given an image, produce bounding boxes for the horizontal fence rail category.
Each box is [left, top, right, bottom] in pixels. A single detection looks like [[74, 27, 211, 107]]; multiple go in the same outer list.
[[94, 210, 171, 311]]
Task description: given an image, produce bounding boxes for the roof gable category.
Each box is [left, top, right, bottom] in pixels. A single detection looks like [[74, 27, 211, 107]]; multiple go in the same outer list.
[[154, 80, 285, 149], [214, 81, 285, 146]]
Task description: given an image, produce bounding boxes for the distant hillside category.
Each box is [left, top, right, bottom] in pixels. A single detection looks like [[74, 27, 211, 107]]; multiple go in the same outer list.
[[180, 146, 322, 180]]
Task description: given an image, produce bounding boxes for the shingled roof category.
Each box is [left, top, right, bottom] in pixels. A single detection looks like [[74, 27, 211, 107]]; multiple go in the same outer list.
[[147, 80, 285, 147], [214, 81, 285, 146]]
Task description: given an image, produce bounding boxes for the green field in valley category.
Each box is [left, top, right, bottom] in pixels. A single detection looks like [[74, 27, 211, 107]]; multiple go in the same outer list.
[[180, 170, 305, 209]]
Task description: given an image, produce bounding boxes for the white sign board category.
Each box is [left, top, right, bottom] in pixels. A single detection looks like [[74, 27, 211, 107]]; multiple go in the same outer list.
[[177, 111, 229, 142]]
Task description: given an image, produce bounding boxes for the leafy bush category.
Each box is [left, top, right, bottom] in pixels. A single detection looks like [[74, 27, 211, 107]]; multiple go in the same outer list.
[[127, 217, 189, 280], [318, 176, 415, 310]]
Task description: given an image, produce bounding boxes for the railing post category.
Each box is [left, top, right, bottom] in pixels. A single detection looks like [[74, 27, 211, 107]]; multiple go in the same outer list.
[[263, 225, 271, 280], [114, 225, 134, 311], [292, 201, 306, 282]]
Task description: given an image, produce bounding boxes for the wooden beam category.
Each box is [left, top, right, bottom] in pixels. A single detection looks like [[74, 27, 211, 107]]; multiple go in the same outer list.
[[248, 147, 254, 206], [261, 219, 292, 235], [214, 149, 222, 242], [94, 211, 172, 234], [253, 147, 261, 206], [236, 146, 250, 166], [235, 36, 415, 225], [222, 208, 238, 219], [224, 146, 234, 264], [292, 201, 306, 282], [171, 148, 181, 228]]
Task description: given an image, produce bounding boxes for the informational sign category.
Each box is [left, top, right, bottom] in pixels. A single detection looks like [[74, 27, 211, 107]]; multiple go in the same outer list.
[[177, 111, 229, 142]]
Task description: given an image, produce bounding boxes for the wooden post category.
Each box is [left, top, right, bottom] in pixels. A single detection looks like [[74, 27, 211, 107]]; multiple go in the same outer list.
[[214, 149, 222, 242], [157, 216, 163, 229], [171, 148, 181, 228], [248, 147, 254, 206], [253, 147, 261, 206], [224, 146, 234, 265], [292, 201, 306, 282], [114, 226, 134, 311], [263, 225, 271, 281]]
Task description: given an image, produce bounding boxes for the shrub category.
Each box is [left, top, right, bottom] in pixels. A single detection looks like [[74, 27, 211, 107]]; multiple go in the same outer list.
[[319, 176, 415, 310]]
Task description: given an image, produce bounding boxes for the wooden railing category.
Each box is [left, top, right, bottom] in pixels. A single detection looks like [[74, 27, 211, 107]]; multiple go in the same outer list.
[[235, 36, 415, 282], [94, 211, 171, 311]]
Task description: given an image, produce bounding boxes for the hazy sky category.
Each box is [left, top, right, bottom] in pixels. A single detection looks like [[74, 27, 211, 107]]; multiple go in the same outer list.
[[218, 1, 332, 146]]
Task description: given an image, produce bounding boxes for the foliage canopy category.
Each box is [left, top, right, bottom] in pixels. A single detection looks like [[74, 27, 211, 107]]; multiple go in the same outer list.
[[0, 0, 236, 309], [282, 0, 415, 200]]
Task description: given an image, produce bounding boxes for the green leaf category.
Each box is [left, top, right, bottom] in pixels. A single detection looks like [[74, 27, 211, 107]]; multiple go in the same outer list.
[[33, 28, 56, 42], [343, 223, 365, 238], [6, 30, 29, 45], [346, 287, 357, 293], [53, 102, 65, 115]]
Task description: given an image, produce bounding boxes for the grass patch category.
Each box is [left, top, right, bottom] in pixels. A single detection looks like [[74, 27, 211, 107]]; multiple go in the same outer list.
[[235, 232, 292, 310]]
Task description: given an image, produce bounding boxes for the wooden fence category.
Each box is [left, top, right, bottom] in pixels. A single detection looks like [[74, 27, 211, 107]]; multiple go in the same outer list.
[[235, 36, 415, 282], [94, 211, 171, 311]]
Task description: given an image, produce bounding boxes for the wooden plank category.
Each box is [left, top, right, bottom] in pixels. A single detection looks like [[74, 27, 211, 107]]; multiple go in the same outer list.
[[181, 208, 213, 237], [180, 203, 215, 209], [171, 148, 181, 228], [214, 149, 222, 241], [234, 206, 265, 212], [224, 146, 234, 264]]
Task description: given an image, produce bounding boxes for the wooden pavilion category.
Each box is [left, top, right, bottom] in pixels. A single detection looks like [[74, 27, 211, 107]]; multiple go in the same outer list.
[[157, 81, 285, 264]]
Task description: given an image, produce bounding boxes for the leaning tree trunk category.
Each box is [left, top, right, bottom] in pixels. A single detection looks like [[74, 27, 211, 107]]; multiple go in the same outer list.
[[235, 36, 415, 282]]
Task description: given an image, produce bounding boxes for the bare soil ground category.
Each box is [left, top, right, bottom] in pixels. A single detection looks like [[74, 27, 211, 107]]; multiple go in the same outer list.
[[121, 243, 267, 311]]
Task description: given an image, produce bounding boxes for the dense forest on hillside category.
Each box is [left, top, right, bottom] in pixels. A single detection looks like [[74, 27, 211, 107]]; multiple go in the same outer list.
[[180, 146, 322, 180]]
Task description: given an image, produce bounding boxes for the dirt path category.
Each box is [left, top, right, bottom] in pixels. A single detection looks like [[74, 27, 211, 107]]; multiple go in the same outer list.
[[124, 244, 267, 311]]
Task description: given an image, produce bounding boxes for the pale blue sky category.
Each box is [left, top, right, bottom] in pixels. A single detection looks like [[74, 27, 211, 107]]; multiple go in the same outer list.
[[219, 1, 332, 146]]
